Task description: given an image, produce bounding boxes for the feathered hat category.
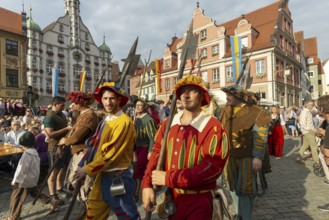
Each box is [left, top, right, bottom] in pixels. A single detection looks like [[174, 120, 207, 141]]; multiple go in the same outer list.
[[66, 91, 93, 106], [93, 82, 128, 107], [221, 85, 259, 106]]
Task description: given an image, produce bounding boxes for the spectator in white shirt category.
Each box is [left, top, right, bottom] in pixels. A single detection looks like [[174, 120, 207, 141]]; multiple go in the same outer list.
[[5, 120, 26, 147], [297, 100, 320, 166]]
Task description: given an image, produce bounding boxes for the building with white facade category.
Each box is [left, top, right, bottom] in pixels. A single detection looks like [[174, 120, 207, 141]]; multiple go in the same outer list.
[[26, 0, 112, 104], [304, 37, 323, 99], [323, 58, 329, 95]]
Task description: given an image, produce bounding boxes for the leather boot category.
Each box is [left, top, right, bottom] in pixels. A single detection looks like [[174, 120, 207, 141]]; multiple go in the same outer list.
[[49, 199, 59, 214]]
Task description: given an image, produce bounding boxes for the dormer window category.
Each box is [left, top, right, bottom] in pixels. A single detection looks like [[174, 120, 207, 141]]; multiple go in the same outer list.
[[200, 29, 207, 40]]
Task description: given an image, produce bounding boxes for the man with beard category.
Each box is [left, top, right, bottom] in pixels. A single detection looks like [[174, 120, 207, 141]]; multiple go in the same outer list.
[[74, 82, 140, 220], [142, 75, 229, 219], [221, 85, 272, 220]]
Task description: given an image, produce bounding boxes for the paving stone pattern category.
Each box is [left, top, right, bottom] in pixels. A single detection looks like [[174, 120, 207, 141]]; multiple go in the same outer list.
[[0, 136, 328, 219]]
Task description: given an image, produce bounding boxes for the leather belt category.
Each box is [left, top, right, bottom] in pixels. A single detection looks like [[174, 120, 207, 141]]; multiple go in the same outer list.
[[174, 188, 210, 195], [102, 169, 126, 176]]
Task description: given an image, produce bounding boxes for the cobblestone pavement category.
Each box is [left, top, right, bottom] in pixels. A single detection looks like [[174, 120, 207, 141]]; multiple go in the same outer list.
[[1, 136, 329, 220]]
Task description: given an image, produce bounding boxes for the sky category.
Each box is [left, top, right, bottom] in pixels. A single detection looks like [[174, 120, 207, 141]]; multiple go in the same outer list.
[[1, 0, 329, 66]]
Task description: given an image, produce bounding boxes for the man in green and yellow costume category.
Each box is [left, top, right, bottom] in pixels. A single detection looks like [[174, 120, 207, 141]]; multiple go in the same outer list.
[[221, 85, 272, 220]]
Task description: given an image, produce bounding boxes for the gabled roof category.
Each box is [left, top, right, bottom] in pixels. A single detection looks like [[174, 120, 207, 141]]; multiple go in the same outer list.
[[42, 14, 68, 33], [304, 37, 323, 74], [42, 21, 56, 33], [135, 61, 156, 88], [322, 58, 329, 66], [294, 31, 304, 55], [218, 0, 282, 55], [304, 37, 318, 58], [0, 7, 22, 35]]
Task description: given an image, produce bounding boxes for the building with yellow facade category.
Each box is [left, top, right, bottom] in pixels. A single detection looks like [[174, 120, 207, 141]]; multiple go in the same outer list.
[[0, 7, 28, 100]]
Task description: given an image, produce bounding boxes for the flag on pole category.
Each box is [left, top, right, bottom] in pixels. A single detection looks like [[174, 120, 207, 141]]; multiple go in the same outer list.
[[230, 36, 242, 83], [52, 66, 59, 97], [80, 71, 86, 91], [155, 59, 162, 93]]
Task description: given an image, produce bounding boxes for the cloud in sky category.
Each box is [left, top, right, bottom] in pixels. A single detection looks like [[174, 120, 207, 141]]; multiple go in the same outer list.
[[1, 0, 329, 64]]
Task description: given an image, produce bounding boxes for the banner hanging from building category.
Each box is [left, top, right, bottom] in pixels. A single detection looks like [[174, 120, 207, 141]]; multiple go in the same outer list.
[[155, 59, 163, 93], [80, 71, 86, 91], [52, 66, 59, 97], [230, 36, 242, 83]]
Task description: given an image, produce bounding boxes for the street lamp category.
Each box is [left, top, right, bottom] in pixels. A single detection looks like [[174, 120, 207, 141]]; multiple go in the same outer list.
[[27, 85, 33, 106]]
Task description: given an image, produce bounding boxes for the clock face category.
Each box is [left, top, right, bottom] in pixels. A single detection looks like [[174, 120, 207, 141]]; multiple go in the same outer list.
[[73, 51, 82, 62]]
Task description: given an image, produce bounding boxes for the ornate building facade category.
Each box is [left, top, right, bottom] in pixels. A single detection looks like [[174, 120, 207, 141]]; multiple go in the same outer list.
[[151, 0, 311, 107], [26, 0, 112, 104]]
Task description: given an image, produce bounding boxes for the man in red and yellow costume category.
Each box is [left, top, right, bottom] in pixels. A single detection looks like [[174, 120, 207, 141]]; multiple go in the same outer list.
[[142, 75, 229, 219], [74, 82, 140, 220]]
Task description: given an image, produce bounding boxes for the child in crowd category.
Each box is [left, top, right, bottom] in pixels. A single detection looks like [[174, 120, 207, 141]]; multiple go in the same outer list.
[[7, 132, 40, 220]]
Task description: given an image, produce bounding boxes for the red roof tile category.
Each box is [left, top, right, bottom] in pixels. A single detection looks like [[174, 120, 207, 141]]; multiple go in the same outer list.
[[218, 1, 282, 55], [0, 7, 22, 35]]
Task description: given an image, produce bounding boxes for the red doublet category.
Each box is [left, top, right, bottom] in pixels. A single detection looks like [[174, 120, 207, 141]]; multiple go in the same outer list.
[[142, 111, 229, 219]]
